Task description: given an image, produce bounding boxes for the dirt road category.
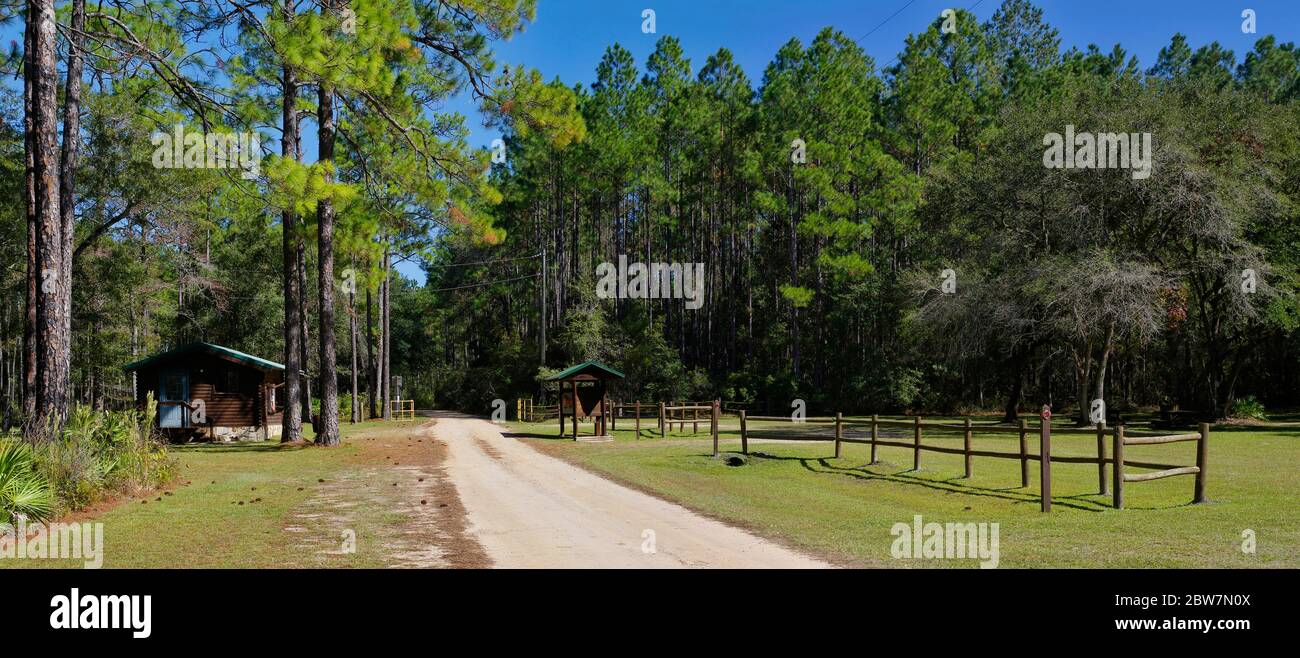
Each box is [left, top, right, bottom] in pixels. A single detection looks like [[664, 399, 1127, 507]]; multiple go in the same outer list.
[[431, 413, 829, 568]]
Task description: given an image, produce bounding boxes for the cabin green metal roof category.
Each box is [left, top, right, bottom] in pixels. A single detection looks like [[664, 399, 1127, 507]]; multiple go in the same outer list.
[[545, 360, 625, 381], [123, 342, 285, 372]]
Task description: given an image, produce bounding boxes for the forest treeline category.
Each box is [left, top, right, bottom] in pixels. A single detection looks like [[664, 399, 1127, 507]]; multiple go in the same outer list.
[[0, 1, 1297, 438], [1, 0, 581, 441], [419, 2, 1300, 422]]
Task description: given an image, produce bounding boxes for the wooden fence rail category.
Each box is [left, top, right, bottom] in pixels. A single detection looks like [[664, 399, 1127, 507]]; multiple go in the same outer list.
[[738, 414, 1210, 512], [518, 398, 727, 440]]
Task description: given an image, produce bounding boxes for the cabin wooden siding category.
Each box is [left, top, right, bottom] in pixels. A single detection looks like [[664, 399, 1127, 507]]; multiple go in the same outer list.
[[133, 352, 283, 428]]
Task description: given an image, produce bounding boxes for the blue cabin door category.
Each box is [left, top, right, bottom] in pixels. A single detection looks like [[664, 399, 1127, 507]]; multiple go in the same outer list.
[[159, 370, 189, 428]]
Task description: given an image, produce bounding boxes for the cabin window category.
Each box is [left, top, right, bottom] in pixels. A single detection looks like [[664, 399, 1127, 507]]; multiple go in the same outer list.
[[164, 375, 184, 401], [218, 369, 241, 394]]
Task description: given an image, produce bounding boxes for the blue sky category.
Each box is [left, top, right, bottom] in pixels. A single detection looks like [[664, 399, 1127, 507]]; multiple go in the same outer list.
[[4, 1, 1297, 282], [451, 0, 1299, 150], [429, 0, 1296, 281]]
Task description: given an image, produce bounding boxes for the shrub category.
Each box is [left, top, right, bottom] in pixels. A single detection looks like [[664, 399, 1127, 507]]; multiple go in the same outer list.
[[0, 440, 57, 525], [34, 395, 174, 514], [1231, 395, 1267, 420]]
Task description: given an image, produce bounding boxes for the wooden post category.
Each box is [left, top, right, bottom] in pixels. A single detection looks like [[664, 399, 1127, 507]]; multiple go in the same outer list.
[[963, 417, 973, 478], [634, 401, 641, 438], [1113, 425, 1125, 509], [1194, 422, 1209, 504], [693, 406, 699, 434], [659, 402, 665, 437], [1018, 419, 1029, 487], [739, 410, 748, 455], [571, 381, 578, 440], [834, 412, 843, 458], [870, 414, 878, 464], [913, 416, 922, 470], [1096, 421, 1109, 495], [1039, 418, 1052, 512], [610, 400, 616, 431], [558, 390, 565, 437], [711, 400, 720, 457]]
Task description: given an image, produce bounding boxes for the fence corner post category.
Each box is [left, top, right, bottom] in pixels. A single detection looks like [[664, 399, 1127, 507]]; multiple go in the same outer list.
[[634, 401, 640, 438], [1018, 419, 1029, 488], [659, 402, 665, 437], [1040, 417, 1052, 512], [711, 400, 720, 457], [913, 416, 922, 471], [870, 414, 879, 464], [1194, 422, 1209, 504], [963, 417, 973, 478], [1096, 421, 1109, 496], [834, 412, 843, 459], [740, 410, 748, 455], [1113, 425, 1125, 509]]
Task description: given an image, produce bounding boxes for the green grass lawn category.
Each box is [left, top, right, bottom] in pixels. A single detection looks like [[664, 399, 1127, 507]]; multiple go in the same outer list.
[[4, 420, 425, 569], [511, 416, 1300, 568]]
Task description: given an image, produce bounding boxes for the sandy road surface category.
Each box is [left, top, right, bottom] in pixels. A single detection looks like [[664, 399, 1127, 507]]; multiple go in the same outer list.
[[430, 413, 829, 568]]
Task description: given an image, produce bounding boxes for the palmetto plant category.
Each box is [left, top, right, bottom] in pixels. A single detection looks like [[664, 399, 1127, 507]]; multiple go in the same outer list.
[[0, 440, 57, 525]]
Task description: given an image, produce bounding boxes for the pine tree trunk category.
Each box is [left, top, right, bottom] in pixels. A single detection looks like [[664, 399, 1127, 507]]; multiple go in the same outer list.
[[58, 0, 83, 396], [31, 0, 67, 440], [366, 281, 377, 419], [22, 12, 37, 425], [279, 12, 303, 442], [314, 66, 340, 446], [297, 235, 313, 429], [381, 250, 391, 419], [349, 274, 359, 424]]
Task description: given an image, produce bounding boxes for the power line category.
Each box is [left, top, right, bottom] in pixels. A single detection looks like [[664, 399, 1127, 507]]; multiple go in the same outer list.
[[877, 0, 988, 74], [426, 272, 540, 293], [424, 253, 542, 269], [856, 0, 918, 44]]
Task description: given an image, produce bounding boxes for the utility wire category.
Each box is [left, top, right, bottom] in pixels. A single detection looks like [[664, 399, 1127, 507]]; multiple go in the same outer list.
[[856, 0, 917, 44], [426, 272, 540, 293], [877, 0, 987, 74], [424, 253, 542, 269]]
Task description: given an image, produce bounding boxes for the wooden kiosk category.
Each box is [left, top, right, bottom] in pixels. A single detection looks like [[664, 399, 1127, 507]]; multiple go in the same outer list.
[[546, 360, 624, 441]]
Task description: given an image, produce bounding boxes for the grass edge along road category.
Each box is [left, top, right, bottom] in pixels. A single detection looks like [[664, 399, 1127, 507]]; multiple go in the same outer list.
[[511, 416, 1299, 568], [2, 419, 488, 569]]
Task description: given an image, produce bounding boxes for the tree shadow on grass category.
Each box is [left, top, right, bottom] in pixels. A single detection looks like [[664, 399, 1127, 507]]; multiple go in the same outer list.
[[502, 431, 571, 441], [174, 442, 313, 454], [724, 450, 1112, 512]]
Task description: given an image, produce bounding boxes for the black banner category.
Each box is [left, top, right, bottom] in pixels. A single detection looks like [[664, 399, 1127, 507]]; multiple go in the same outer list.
[[2, 568, 1290, 646]]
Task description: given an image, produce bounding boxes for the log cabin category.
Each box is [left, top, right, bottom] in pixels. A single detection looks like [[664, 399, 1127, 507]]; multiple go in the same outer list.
[[124, 342, 287, 442]]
